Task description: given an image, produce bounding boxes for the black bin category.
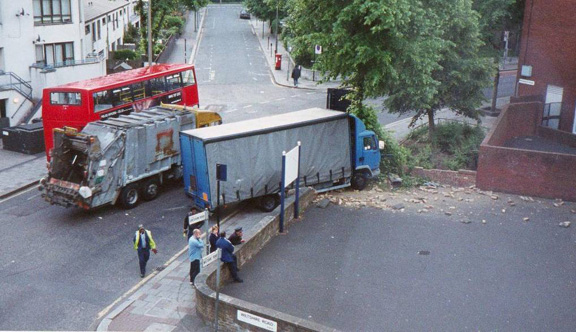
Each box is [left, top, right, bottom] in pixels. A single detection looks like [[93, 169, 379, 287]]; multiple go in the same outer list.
[[2, 122, 45, 155], [326, 88, 352, 111]]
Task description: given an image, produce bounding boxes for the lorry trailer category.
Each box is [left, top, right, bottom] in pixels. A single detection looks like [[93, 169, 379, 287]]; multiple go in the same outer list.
[[40, 105, 221, 209], [179, 108, 381, 212]]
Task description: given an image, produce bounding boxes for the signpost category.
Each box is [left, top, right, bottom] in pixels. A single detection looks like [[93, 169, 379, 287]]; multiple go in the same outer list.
[[280, 142, 301, 233], [216, 164, 227, 230]]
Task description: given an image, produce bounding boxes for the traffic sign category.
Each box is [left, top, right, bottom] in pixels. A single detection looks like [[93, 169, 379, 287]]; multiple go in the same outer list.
[[314, 45, 322, 54]]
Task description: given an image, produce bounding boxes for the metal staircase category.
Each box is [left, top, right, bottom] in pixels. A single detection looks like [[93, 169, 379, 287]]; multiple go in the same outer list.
[[0, 71, 33, 102]]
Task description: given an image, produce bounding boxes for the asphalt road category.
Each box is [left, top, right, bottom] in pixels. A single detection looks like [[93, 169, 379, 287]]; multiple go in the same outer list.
[[0, 185, 192, 330], [224, 198, 576, 331]]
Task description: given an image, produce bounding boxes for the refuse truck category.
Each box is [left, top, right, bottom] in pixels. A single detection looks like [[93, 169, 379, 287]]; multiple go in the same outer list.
[[40, 105, 222, 209], [179, 108, 382, 212]]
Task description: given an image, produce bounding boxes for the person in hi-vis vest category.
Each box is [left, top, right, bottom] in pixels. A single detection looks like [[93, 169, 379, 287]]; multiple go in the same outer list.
[[133, 224, 157, 278]]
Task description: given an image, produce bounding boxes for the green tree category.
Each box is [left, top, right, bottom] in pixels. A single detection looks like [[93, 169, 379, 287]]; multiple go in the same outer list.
[[386, 0, 493, 137]]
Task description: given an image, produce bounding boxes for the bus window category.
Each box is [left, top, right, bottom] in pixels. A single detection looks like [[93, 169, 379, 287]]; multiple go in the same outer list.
[[149, 77, 166, 94], [131, 82, 147, 101], [93, 91, 113, 111], [165, 73, 182, 91], [51, 92, 82, 105], [182, 70, 196, 86], [110, 86, 132, 106]]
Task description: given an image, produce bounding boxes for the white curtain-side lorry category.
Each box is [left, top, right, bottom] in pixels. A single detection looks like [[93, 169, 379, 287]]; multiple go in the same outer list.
[[179, 108, 381, 212]]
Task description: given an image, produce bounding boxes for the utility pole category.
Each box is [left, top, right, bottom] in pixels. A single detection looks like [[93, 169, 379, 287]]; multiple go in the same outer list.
[[147, 0, 152, 66], [274, 0, 279, 54]]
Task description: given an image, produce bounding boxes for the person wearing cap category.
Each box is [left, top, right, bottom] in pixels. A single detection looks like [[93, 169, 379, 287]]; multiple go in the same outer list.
[[228, 227, 245, 246], [216, 231, 243, 283], [133, 224, 157, 278]]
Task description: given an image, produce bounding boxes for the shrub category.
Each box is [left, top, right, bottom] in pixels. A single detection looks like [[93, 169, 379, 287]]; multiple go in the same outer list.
[[113, 49, 139, 60], [164, 16, 184, 34]]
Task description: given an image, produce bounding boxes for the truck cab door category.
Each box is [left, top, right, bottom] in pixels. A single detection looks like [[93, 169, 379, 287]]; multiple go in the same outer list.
[[358, 134, 381, 172]]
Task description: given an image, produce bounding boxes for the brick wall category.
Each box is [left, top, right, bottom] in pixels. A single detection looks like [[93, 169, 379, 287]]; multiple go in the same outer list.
[[477, 100, 576, 201], [517, 0, 576, 132], [194, 189, 339, 332], [410, 167, 477, 188]]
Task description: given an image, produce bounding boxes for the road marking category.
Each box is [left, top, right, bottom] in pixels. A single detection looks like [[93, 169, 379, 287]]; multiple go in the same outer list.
[[225, 109, 238, 113], [260, 101, 270, 104], [275, 98, 286, 101], [306, 92, 315, 95], [290, 95, 299, 98], [209, 70, 215, 81], [246, 110, 258, 114], [27, 193, 40, 201], [243, 105, 253, 109], [252, 77, 258, 81]]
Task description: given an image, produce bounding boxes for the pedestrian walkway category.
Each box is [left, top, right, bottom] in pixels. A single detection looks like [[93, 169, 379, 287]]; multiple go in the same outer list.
[[249, 19, 340, 91], [0, 140, 45, 199]]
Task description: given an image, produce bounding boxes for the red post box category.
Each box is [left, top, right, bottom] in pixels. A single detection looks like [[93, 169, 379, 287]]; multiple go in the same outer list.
[[275, 54, 282, 70]]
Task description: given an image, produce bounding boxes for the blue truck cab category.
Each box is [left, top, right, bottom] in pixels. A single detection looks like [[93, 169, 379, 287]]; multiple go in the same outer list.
[[349, 114, 381, 190]]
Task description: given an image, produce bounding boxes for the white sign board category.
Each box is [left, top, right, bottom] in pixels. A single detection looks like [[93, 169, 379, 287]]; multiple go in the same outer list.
[[237, 310, 277, 332], [188, 211, 207, 226], [314, 45, 322, 54], [519, 78, 535, 86], [284, 145, 299, 185], [202, 250, 219, 268]]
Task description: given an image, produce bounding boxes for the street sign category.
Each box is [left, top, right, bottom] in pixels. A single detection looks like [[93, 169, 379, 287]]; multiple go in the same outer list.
[[519, 78, 535, 86], [237, 310, 277, 332], [202, 250, 219, 267], [314, 45, 322, 54], [284, 144, 300, 185], [188, 210, 208, 226], [216, 163, 227, 181]]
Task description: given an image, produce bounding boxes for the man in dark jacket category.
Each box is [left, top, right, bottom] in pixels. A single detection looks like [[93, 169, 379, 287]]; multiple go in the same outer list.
[[215, 231, 243, 283], [183, 208, 204, 240], [228, 227, 245, 245], [291, 65, 301, 87]]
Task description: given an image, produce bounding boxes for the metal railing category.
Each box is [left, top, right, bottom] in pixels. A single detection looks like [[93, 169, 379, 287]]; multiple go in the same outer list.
[[30, 53, 105, 71], [542, 102, 562, 129], [0, 71, 33, 102]]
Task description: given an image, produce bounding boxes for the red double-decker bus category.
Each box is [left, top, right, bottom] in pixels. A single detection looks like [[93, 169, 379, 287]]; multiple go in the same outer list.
[[42, 63, 200, 159]]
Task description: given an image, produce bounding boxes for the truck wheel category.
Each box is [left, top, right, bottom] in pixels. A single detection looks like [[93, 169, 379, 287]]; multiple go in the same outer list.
[[141, 178, 160, 201], [351, 172, 368, 191], [120, 184, 140, 209], [257, 194, 279, 212]]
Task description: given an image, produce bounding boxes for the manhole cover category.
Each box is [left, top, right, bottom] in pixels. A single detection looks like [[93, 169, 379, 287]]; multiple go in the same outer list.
[[418, 250, 430, 255], [155, 266, 166, 271]]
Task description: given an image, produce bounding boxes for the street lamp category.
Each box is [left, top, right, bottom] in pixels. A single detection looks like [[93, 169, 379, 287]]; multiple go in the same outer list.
[[147, 0, 152, 66], [274, 0, 279, 54]]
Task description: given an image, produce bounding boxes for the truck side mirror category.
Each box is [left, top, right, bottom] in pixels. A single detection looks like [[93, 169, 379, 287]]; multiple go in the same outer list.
[[378, 140, 385, 150]]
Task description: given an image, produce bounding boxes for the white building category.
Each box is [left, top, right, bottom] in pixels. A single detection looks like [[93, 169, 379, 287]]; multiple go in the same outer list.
[[0, 0, 139, 126]]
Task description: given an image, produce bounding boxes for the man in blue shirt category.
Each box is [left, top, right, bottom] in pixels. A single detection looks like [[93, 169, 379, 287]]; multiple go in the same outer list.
[[188, 229, 205, 285], [216, 231, 243, 283]]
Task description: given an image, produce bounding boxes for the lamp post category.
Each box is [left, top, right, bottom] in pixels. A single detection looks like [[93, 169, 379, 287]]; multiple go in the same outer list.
[[147, 0, 152, 66], [274, 0, 279, 54]]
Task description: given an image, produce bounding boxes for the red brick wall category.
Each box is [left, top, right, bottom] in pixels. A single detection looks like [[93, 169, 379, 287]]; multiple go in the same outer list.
[[411, 167, 476, 188], [477, 100, 576, 201], [517, 0, 576, 132]]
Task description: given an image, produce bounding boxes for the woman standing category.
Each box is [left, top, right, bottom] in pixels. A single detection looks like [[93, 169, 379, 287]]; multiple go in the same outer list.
[[209, 225, 219, 253]]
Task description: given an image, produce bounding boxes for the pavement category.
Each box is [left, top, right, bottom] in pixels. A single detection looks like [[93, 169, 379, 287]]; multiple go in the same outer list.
[[0, 6, 514, 332]]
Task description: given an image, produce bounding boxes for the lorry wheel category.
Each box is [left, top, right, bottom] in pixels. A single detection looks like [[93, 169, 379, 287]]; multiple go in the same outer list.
[[141, 178, 160, 201], [351, 172, 368, 191], [257, 194, 279, 212], [120, 184, 140, 209]]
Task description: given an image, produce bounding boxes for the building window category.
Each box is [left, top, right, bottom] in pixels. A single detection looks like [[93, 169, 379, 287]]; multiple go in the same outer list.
[[33, 0, 72, 25], [38, 42, 74, 67], [97, 20, 101, 40], [85, 24, 90, 35], [92, 22, 96, 41]]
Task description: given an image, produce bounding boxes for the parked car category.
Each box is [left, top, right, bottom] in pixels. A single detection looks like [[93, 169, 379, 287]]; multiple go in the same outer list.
[[240, 9, 250, 19]]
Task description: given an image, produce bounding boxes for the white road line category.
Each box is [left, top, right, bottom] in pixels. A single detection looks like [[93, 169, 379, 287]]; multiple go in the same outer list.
[[306, 92, 315, 95], [243, 105, 253, 109], [252, 77, 258, 81], [225, 109, 238, 113], [290, 95, 299, 98], [260, 101, 270, 104], [275, 98, 286, 101], [246, 110, 258, 114], [27, 193, 40, 201]]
